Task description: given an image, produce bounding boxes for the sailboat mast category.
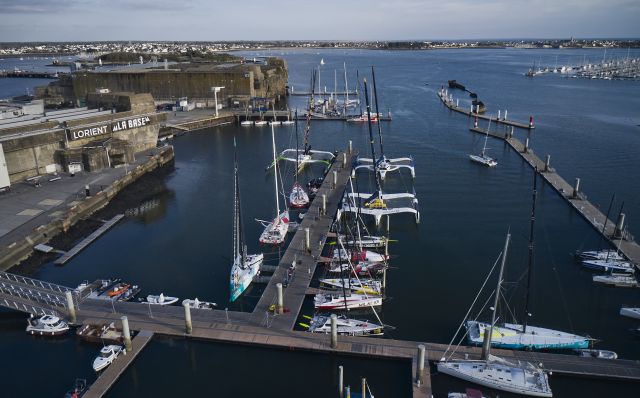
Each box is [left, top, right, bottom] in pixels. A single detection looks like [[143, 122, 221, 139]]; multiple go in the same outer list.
[[344, 62, 348, 116], [371, 66, 385, 157], [304, 71, 316, 155], [487, 233, 511, 359], [523, 171, 538, 332], [271, 125, 280, 220], [294, 109, 299, 178], [233, 138, 239, 259], [363, 79, 382, 192], [482, 119, 491, 157]]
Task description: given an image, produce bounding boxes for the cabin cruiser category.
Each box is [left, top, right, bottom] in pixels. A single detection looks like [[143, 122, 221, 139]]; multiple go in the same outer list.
[[26, 314, 69, 336], [92, 345, 123, 372]]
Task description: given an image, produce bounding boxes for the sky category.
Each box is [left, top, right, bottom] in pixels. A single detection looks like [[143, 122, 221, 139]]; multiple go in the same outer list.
[[0, 0, 639, 42]]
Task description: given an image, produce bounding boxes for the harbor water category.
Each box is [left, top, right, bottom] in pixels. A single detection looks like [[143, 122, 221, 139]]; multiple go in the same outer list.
[[1, 48, 640, 397]]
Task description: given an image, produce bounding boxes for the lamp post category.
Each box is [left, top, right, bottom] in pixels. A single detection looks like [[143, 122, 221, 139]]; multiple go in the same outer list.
[[210, 86, 225, 117]]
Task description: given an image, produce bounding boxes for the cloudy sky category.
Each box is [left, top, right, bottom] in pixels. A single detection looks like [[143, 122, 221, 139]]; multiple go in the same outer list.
[[1, 0, 638, 42]]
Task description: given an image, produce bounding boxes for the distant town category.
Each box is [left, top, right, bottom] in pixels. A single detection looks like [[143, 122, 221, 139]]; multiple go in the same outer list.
[[1, 38, 639, 56]]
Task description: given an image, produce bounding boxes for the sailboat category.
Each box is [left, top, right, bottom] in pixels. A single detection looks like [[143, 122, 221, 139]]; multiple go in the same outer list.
[[353, 67, 415, 181], [257, 125, 290, 245], [466, 172, 591, 350], [230, 138, 264, 302], [288, 111, 310, 209], [319, 278, 382, 295], [438, 233, 553, 397], [302, 314, 383, 336], [469, 119, 497, 167]]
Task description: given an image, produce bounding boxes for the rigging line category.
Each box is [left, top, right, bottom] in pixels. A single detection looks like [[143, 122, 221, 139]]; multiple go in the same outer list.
[[448, 290, 496, 361], [442, 251, 503, 359], [542, 222, 576, 332], [336, 235, 384, 327]]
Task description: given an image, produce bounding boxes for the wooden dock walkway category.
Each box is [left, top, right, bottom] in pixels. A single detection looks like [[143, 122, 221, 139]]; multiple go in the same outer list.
[[250, 150, 358, 330], [438, 90, 534, 130], [468, 126, 640, 269], [83, 330, 154, 398], [54, 214, 124, 265]]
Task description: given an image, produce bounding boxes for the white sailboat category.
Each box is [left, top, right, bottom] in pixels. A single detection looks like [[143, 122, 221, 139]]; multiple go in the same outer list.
[[288, 113, 310, 209], [620, 307, 640, 320], [593, 273, 638, 287], [258, 125, 290, 245], [577, 249, 625, 261], [466, 173, 591, 350], [438, 233, 553, 397], [302, 314, 383, 336], [469, 119, 497, 167], [314, 293, 382, 310], [230, 138, 264, 302]]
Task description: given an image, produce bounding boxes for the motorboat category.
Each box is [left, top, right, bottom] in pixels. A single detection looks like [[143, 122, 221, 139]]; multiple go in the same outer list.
[[620, 307, 640, 320], [145, 293, 179, 305], [289, 182, 310, 208], [314, 293, 382, 310], [106, 282, 130, 298], [319, 278, 382, 295], [64, 379, 87, 398], [577, 249, 625, 261], [302, 314, 383, 336], [182, 298, 217, 309], [240, 120, 253, 126], [593, 273, 638, 287], [347, 112, 378, 122], [116, 284, 141, 301], [574, 349, 618, 360], [254, 120, 267, 126], [582, 259, 635, 273], [466, 320, 591, 350], [92, 345, 123, 372], [77, 322, 130, 344], [26, 314, 69, 336]]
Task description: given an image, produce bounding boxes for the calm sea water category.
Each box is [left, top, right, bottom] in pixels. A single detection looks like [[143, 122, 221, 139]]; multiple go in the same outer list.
[[1, 48, 639, 397]]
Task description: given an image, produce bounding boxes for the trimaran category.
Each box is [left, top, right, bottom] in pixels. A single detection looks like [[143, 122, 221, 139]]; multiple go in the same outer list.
[[465, 172, 592, 350], [269, 70, 335, 174], [339, 76, 420, 227], [257, 125, 290, 245], [353, 67, 415, 181], [230, 138, 264, 301], [438, 233, 553, 397]]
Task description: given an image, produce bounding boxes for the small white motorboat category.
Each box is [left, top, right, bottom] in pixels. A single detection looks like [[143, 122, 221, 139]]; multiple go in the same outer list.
[[593, 273, 638, 287], [92, 345, 123, 372], [182, 298, 217, 309], [620, 307, 640, 320], [314, 293, 382, 310], [302, 314, 383, 336], [574, 349, 618, 360], [145, 293, 179, 306], [254, 120, 268, 126], [469, 153, 498, 167], [240, 120, 253, 126], [26, 314, 70, 336]]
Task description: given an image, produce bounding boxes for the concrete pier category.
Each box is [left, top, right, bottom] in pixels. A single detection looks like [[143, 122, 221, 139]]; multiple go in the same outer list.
[[468, 126, 640, 269], [438, 90, 534, 129]]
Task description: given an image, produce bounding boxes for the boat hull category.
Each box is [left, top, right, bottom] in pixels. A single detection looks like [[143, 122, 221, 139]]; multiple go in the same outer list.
[[230, 254, 264, 302], [437, 361, 552, 397], [466, 321, 590, 350]]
